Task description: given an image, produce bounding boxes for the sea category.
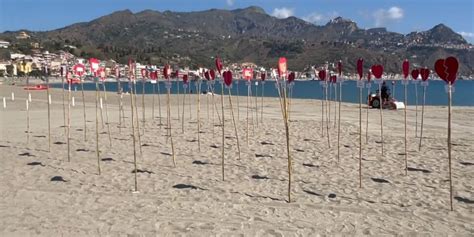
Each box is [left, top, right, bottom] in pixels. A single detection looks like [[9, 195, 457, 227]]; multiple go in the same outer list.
[[53, 79, 474, 106]]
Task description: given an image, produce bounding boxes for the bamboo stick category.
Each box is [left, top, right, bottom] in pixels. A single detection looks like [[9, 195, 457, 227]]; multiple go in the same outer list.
[[102, 82, 112, 147], [80, 77, 87, 141], [95, 81, 101, 175], [419, 84, 427, 151]]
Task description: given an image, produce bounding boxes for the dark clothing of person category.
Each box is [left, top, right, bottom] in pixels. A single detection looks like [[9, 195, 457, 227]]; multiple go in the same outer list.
[[381, 84, 389, 101]]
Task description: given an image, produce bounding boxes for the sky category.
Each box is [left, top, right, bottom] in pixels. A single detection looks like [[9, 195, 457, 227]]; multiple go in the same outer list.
[[1, 0, 473, 42]]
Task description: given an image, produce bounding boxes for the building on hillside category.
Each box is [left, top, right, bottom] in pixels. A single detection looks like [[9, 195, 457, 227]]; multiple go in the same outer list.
[[16, 31, 31, 39], [0, 40, 10, 48]]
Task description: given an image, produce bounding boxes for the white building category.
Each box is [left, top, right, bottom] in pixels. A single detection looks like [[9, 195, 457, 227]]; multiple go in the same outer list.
[[0, 40, 10, 48]]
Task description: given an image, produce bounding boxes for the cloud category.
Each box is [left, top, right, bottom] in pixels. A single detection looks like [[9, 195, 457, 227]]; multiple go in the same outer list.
[[272, 7, 294, 19], [458, 31, 474, 38], [303, 11, 339, 25], [226, 0, 234, 6], [373, 6, 404, 27]]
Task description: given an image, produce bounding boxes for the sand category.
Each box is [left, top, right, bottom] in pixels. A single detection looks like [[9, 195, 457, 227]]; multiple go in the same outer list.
[[0, 83, 473, 236]]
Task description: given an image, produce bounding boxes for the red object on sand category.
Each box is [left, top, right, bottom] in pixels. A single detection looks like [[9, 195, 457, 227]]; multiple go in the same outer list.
[[243, 68, 253, 81], [24, 84, 48, 90], [183, 74, 188, 84], [288, 72, 295, 83], [261, 72, 266, 81], [210, 69, 215, 80], [224, 71, 233, 86]]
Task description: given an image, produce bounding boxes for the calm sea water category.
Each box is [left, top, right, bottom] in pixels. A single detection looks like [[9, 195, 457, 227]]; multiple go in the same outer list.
[[54, 79, 474, 106]]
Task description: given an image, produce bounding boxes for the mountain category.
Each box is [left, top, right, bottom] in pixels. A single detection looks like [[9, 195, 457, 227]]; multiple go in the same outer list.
[[1, 6, 472, 75]]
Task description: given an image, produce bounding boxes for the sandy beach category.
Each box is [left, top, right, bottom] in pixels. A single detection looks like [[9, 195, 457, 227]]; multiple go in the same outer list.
[[0, 84, 473, 236]]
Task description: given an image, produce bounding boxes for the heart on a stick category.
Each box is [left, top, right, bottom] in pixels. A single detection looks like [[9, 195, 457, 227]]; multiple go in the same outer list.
[[224, 71, 233, 86], [435, 57, 459, 84], [357, 58, 363, 79], [420, 68, 430, 81], [318, 70, 326, 81], [411, 69, 419, 80], [402, 60, 410, 79], [371, 65, 383, 79]]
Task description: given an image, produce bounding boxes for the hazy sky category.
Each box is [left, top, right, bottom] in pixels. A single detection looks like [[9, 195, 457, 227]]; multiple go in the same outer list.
[[1, 0, 473, 42]]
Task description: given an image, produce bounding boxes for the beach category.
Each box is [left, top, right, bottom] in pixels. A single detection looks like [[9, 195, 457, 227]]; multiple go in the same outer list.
[[0, 84, 473, 235]]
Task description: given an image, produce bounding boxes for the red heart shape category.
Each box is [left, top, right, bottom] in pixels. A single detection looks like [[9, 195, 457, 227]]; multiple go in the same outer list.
[[261, 72, 266, 81], [215, 57, 223, 74], [204, 71, 210, 80], [330, 75, 337, 83], [420, 68, 430, 81], [224, 71, 232, 86], [402, 60, 410, 79], [337, 61, 343, 76], [210, 69, 215, 80], [278, 57, 287, 78], [163, 65, 170, 79], [445, 56, 458, 84], [411, 69, 419, 80], [357, 58, 363, 79], [183, 74, 188, 84], [371, 65, 383, 79], [367, 71, 371, 82], [435, 59, 447, 81], [288, 72, 295, 82], [318, 70, 326, 81]]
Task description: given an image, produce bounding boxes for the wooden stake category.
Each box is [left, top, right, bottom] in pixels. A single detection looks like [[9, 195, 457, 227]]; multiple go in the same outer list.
[[206, 82, 210, 122], [95, 81, 101, 175], [246, 82, 250, 146], [176, 78, 181, 123], [130, 81, 138, 192], [117, 80, 122, 133], [220, 79, 225, 181], [157, 81, 163, 125], [141, 79, 146, 135], [80, 77, 87, 141], [102, 82, 112, 147], [181, 85, 187, 133], [378, 82, 384, 156], [67, 82, 71, 162], [46, 77, 51, 152], [197, 79, 201, 151], [447, 83, 453, 211], [152, 83, 156, 119], [282, 82, 292, 203], [321, 86, 324, 137], [325, 82, 331, 148], [166, 82, 177, 167], [419, 84, 427, 151], [260, 81, 265, 123], [133, 82, 143, 155], [337, 79, 342, 162], [228, 88, 241, 160], [359, 86, 363, 188], [255, 81, 258, 127], [415, 82, 419, 137], [334, 82, 337, 128], [366, 84, 370, 144], [236, 80, 240, 120], [404, 82, 408, 175], [26, 99, 30, 147], [61, 75, 67, 136]]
